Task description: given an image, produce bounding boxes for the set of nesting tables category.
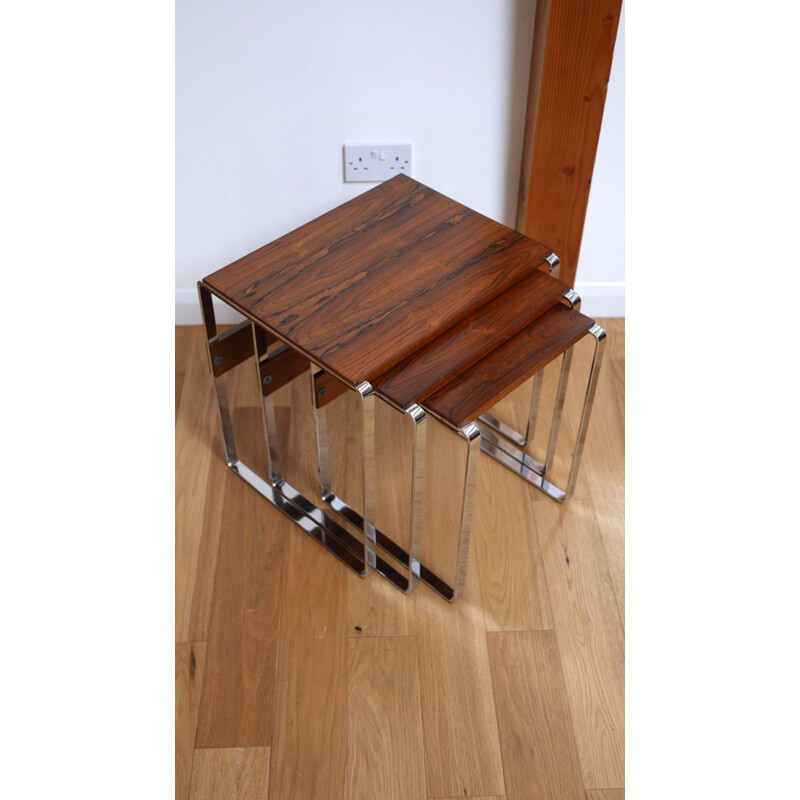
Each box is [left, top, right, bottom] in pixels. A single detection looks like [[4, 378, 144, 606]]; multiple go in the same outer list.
[[198, 174, 605, 602]]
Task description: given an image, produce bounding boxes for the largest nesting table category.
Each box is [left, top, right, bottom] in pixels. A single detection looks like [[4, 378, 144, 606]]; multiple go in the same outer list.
[[197, 173, 596, 601]]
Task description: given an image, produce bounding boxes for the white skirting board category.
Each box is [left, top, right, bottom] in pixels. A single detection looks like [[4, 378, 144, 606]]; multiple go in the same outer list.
[[175, 282, 625, 325]]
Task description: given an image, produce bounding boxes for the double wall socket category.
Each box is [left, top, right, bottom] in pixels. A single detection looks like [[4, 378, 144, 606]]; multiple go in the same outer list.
[[343, 143, 412, 182]]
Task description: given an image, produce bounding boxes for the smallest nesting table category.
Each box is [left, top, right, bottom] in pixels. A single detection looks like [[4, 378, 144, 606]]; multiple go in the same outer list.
[[198, 174, 605, 601]]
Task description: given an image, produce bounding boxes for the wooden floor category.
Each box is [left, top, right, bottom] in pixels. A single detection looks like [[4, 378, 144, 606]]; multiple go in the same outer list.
[[176, 318, 625, 800]]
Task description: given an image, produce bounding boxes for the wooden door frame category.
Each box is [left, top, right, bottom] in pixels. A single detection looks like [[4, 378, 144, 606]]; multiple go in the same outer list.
[[517, 0, 623, 288]]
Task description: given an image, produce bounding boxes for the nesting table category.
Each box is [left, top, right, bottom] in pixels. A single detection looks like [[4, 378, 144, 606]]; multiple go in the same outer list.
[[198, 174, 605, 601]]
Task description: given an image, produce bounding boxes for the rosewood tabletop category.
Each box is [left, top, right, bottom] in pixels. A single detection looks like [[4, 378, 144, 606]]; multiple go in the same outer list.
[[202, 174, 556, 387], [372, 267, 571, 412]]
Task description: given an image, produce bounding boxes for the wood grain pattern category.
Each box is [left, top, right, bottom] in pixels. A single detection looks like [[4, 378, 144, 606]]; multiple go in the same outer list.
[[532, 499, 625, 788], [259, 346, 309, 396], [517, 0, 623, 287], [373, 268, 569, 410], [346, 636, 426, 800], [176, 369, 186, 420], [186, 365, 261, 642], [488, 630, 585, 800], [347, 567, 418, 638], [313, 367, 350, 409], [424, 304, 593, 427], [592, 497, 624, 625], [185, 456, 228, 641], [195, 409, 284, 748], [268, 524, 348, 799], [175, 322, 625, 795], [189, 747, 271, 800], [176, 326, 227, 641], [579, 316, 625, 630], [348, 397, 419, 638], [176, 642, 206, 800], [203, 174, 554, 386], [210, 320, 256, 376], [472, 453, 554, 632], [415, 562, 505, 798]]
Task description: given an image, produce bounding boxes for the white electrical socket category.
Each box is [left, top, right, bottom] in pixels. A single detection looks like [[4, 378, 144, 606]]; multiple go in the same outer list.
[[343, 143, 412, 182]]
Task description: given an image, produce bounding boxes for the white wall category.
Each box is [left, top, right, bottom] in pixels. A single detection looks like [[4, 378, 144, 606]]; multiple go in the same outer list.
[[577, 3, 625, 316], [176, 0, 624, 322]]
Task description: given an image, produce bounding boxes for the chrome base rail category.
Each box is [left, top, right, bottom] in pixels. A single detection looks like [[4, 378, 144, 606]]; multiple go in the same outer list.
[[314, 382, 472, 600], [197, 279, 603, 603], [198, 282, 412, 593], [476, 323, 606, 504], [311, 372, 424, 592], [477, 426, 567, 503], [313, 381, 480, 602]]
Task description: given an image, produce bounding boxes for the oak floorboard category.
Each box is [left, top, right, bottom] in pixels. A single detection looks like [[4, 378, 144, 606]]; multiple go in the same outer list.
[[176, 324, 196, 375], [347, 568, 418, 638], [176, 325, 195, 421], [584, 318, 625, 624], [176, 642, 206, 800], [176, 329, 223, 642], [415, 559, 505, 798], [267, 526, 348, 800], [346, 636, 426, 800], [488, 630, 584, 800], [175, 320, 625, 794], [591, 497, 625, 626], [194, 407, 284, 748], [348, 396, 419, 637], [176, 368, 186, 421], [563, 323, 624, 506], [185, 454, 229, 641], [185, 363, 265, 642], [532, 498, 625, 788], [189, 747, 271, 800], [472, 451, 553, 632]]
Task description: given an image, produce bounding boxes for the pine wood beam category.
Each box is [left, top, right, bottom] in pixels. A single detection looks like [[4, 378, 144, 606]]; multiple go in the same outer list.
[[517, 0, 622, 288]]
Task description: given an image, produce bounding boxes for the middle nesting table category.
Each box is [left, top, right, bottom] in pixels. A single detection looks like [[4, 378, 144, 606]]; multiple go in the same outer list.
[[199, 173, 569, 599]]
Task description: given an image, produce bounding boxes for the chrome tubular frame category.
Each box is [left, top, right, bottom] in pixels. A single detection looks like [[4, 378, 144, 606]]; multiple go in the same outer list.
[[545, 251, 561, 278], [312, 378, 481, 602], [197, 275, 603, 601], [476, 322, 606, 503], [478, 288, 581, 449], [356, 381, 377, 572], [198, 282, 416, 590], [312, 384, 427, 594], [477, 254, 570, 451], [403, 407, 482, 602], [252, 325, 282, 484], [449, 422, 481, 602], [564, 323, 606, 499], [544, 348, 574, 473]]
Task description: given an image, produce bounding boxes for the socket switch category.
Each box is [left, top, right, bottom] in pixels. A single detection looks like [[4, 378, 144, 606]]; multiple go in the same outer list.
[[343, 143, 412, 182]]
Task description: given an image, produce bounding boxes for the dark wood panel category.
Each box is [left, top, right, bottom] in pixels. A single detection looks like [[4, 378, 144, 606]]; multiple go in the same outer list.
[[423, 305, 592, 427], [259, 346, 309, 396], [313, 368, 350, 409], [517, 0, 622, 287], [203, 174, 555, 386], [373, 269, 569, 410], [209, 320, 255, 376]]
